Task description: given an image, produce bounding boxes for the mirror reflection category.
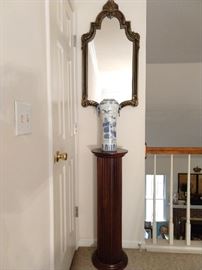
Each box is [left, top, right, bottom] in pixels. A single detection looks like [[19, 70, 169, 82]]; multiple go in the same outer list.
[[88, 18, 133, 104], [145, 0, 202, 243]]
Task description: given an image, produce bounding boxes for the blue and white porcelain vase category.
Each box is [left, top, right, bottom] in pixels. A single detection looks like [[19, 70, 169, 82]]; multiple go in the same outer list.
[[98, 99, 120, 152]]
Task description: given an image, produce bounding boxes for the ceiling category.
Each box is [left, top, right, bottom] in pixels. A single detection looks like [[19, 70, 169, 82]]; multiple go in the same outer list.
[[147, 0, 202, 63]]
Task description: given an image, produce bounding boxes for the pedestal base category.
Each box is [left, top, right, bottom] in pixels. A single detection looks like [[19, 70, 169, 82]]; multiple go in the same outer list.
[[92, 250, 128, 270]]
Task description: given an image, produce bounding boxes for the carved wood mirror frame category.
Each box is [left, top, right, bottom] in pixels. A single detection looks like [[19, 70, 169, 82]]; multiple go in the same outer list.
[[81, 0, 140, 109]]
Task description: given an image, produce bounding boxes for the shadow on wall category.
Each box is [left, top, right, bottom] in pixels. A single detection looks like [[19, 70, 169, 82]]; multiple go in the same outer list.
[[0, 64, 49, 214]]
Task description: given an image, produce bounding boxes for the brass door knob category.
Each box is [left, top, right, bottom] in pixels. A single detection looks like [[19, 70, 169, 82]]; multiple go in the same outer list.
[[54, 151, 68, 163]]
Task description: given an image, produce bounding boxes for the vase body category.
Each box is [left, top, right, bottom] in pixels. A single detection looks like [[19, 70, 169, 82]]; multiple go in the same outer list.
[[99, 99, 120, 152]]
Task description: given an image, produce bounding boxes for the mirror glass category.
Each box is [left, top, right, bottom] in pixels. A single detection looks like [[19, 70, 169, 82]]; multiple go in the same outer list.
[[145, 0, 202, 242], [88, 18, 133, 104]]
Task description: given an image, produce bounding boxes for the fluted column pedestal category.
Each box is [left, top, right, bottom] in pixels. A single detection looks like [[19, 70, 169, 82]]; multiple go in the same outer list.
[[92, 148, 128, 270]]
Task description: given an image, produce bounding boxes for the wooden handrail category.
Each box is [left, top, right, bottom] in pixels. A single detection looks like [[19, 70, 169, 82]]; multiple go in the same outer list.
[[146, 147, 202, 155]]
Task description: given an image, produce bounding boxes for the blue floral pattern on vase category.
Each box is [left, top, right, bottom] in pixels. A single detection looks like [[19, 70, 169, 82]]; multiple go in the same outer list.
[[98, 99, 120, 152]]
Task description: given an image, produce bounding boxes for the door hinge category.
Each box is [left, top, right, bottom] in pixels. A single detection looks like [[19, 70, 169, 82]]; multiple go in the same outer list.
[[75, 206, 79, 218], [73, 35, 77, 47]]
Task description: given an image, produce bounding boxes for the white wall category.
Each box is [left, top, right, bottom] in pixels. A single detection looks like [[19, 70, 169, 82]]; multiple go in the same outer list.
[[0, 2, 50, 269], [146, 63, 202, 147], [74, 0, 146, 247]]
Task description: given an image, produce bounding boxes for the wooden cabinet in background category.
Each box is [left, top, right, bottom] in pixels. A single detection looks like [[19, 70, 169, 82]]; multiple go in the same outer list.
[[173, 206, 202, 240], [178, 173, 202, 195]]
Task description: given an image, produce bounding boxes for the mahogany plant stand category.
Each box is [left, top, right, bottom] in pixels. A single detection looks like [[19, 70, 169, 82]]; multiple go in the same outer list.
[[92, 148, 128, 270]]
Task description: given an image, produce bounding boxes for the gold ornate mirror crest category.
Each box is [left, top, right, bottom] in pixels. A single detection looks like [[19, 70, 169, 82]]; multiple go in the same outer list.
[[81, 0, 140, 109]]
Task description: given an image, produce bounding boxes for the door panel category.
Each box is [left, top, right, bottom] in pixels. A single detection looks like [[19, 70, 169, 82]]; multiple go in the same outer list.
[[48, 1, 76, 269]]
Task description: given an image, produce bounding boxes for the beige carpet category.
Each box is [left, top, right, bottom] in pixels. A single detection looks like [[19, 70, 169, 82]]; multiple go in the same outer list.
[[71, 247, 202, 270]]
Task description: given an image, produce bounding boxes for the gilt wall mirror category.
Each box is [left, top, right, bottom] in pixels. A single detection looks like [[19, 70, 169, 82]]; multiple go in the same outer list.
[[81, 0, 140, 109]]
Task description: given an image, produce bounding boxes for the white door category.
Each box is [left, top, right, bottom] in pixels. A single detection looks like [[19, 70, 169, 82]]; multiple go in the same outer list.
[[47, 1, 76, 269]]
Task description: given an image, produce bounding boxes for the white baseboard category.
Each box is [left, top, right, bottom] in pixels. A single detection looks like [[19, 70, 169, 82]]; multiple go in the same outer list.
[[77, 239, 202, 254], [78, 239, 96, 247], [145, 244, 202, 254], [77, 239, 145, 249], [123, 240, 146, 249]]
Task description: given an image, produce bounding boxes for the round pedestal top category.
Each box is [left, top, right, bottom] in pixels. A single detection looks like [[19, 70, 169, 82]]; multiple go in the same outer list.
[[92, 148, 128, 158]]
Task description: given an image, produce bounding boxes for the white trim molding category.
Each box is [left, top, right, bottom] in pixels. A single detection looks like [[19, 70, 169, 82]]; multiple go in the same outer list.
[[78, 238, 202, 254]]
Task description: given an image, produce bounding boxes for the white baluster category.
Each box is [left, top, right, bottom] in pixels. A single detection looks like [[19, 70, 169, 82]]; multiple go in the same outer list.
[[153, 155, 157, 244], [169, 154, 174, 245], [186, 154, 191, 245]]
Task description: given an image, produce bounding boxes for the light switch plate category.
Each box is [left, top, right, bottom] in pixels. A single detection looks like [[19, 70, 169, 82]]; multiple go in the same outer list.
[[15, 101, 32, 136]]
